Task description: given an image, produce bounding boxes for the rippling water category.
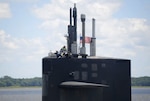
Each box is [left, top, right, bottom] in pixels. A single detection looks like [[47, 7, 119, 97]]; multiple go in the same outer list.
[[0, 87, 42, 101], [132, 87, 150, 101], [0, 87, 149, 101]]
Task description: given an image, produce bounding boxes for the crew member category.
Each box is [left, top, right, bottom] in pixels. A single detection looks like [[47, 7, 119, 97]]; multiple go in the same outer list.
[[60, 46, 67, 57]]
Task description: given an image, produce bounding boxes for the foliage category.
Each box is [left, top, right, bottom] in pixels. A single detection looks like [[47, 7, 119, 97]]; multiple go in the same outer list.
[[0, 76, 150, 87], [131, 76, 150, 86], [0, 76, 42, 87]]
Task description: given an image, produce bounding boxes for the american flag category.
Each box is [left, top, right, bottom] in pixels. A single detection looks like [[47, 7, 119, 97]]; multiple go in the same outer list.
[[80, 36, 91, 43]]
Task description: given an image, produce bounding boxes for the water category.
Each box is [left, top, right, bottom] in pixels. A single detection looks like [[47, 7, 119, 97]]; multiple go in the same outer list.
[[0, 87, 42, 101], [132, 87, 150, 101], [0, 87, 150, 101]]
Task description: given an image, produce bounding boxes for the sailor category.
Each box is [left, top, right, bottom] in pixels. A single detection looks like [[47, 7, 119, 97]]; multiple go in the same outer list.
[[60, 46, 67, 57], [54, 51, 60, 58]]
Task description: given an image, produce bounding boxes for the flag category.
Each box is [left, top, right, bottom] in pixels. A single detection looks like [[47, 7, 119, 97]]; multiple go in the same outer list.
[[80, 36, 91, 43]]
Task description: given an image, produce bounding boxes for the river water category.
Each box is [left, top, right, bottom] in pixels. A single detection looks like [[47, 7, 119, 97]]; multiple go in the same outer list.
[[0, 87, 42, 101], [132, 87, 150, 101], [0, 87, 150, 101]]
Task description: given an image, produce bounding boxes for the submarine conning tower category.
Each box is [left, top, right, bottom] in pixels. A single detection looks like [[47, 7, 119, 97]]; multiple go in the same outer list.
[[67, 4, 77, 55], [66, 3, 96, 58], [42, 3, 131, 101]]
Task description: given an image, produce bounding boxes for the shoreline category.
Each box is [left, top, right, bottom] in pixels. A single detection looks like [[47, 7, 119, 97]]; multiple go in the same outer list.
[[0, 86, 42, 89], [1, 86, 150, 89], [132, 86, 150, 88]]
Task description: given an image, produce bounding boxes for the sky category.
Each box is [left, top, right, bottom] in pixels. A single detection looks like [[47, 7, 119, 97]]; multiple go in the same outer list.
[[0, 0, 150, 78]]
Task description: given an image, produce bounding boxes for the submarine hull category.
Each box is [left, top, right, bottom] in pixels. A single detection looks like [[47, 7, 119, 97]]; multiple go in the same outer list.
[[42, 57, 131, 101]]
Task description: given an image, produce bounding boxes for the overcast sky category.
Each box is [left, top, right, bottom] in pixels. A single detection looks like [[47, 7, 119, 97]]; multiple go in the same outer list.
[[0, 0, 150, 78]]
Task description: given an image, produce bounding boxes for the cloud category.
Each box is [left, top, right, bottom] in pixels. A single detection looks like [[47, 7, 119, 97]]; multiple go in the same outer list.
[[80, 2, 120, 20], [98, 18, 150, 57], [0, 29, 50, 77], [32, 0, 150, 59], [0, 30, 18, 49], [0, 3, 11, 18], [0, 0, 39, 3], [32, 0, 122, 53], [33, 4, 68, 20], [33, 0, 121, 20], [0, 30, 50, 62]]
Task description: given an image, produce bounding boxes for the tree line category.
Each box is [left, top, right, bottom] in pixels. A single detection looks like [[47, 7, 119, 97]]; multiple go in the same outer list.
[[0, 76, 150, 87], [0, 76, 42, 87], [131, 76, 150, 86]]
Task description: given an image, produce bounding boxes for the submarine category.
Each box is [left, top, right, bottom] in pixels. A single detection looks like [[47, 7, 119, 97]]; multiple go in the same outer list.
[[42, 4, 131, 101]]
